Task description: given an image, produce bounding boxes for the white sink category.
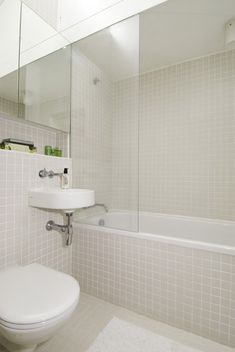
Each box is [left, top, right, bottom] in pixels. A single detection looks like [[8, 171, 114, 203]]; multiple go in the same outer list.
[[29, 188, 95, 212]]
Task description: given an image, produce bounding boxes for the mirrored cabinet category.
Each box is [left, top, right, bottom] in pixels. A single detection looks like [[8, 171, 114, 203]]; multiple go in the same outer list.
[[0, 0, 71, 133]]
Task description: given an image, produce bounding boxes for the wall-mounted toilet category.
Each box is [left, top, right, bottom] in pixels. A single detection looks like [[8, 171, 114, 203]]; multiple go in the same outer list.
[[0, 264, 80, 352]]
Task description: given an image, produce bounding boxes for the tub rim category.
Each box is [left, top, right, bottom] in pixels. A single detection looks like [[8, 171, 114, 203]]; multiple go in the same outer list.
[[74, 213, 235, 256]]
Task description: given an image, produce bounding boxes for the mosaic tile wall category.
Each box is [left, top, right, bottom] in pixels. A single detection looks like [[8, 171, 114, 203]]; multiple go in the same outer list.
[[0, 97, 25, 119], [0, 114, 69, 157], [73, 225, 235, 348], [138, 49, 235, 220], [71, 48, 235, 348], [111, 77, 139, 213], [71, 47, 139, 222], [0, 149, 72, 273], [72, 48, 235, 221], [71, 47, 113, 217]]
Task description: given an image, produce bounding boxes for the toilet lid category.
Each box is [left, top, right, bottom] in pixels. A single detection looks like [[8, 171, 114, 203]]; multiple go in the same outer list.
[[0, 264, 80, 325]]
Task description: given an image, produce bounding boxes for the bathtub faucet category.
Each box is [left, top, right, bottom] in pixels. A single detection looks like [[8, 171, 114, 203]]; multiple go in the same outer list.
[[94, 203, 109, 212]]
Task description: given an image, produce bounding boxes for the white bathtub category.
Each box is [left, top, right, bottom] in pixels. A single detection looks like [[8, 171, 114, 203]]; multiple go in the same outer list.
[[77, 211, 235, 255]]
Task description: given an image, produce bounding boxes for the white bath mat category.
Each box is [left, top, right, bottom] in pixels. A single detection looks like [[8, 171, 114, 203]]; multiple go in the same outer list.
[[86, 317, 202, 352]]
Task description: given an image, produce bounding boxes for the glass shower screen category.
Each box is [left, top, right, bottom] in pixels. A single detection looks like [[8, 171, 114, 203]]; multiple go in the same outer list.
[[71, 15, 139, 232]]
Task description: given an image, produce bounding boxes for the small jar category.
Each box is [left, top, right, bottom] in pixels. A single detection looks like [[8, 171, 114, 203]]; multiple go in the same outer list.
[[44, 145, 52, 155], [57, 149, 62, 157], [53, 147, 62, 157]]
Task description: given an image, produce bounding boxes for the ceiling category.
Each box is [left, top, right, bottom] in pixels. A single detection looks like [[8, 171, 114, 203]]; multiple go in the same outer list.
[[74, 15, 139, 81], [1, 0, 235, 102], [75, 0, 235, 80], [140, 0, 235, 73]]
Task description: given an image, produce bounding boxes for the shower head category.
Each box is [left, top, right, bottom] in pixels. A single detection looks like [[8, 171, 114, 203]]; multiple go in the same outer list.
[[93, 77, 100, 85], [225, 18, 235, 48]]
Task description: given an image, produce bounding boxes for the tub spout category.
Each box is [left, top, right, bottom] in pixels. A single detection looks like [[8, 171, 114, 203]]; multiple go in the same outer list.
[[94, 203, 109, 212]]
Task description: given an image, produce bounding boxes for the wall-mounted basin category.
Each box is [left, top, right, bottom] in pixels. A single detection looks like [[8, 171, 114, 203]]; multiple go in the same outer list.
[[29, 188, 95, 213]]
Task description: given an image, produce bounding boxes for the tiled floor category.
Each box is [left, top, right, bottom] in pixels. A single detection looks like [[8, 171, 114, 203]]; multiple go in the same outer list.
[[0, 293, 234, 352]]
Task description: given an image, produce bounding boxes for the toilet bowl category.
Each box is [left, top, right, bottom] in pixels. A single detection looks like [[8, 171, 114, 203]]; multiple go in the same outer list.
[[0, 264, 80, 352]]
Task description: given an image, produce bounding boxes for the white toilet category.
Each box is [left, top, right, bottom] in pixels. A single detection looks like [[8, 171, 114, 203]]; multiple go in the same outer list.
[[0, 264, 80, 352]]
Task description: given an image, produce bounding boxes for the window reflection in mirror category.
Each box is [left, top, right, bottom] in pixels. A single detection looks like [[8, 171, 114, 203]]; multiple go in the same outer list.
[[19, 46, 71, 133], [0, 0, 21, 118], [18, 2, 71, 132]]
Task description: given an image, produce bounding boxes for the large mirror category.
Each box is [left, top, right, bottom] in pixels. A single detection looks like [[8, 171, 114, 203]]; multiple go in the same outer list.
[[18, 2, 71, 132], [0, 0, 165, 132], [0, 0, 71, 132], [0, 0, 21, 118], [19, 46, 71, 132]]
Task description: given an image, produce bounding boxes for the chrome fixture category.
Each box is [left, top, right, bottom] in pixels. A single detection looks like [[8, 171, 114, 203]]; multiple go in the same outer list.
[[46, 213, 73, 246], [93, 203, 108, 212], [98, 218, 105, 226], [225, 18, 235, 48], [39, 168, 64, 179], [93, 77, 100, 85], [39, 168, 69, 187]]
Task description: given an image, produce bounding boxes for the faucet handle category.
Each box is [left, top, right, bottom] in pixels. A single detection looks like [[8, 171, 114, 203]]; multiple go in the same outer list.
[[39, 168, 48, 178], [38, 169, 67, 183], [48, 170, 55, 178]]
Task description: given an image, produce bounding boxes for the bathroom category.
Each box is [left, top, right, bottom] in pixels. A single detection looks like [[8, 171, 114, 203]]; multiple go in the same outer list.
[[0, 0, 234, 351]]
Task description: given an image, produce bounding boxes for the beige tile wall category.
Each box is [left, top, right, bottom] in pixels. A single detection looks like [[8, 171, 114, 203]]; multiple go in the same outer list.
[[71, 48, 139, 221], [0, 149, 72, 273], [112, 77, 139, 213], [109, 49, 235, 221], [71, 46, 235, 348], [0, 97, 25, 119], [139, 49, 235, 220], [0, 114, 69, 157], [73, 225, 235, 348], [71, 48, 113, 217]]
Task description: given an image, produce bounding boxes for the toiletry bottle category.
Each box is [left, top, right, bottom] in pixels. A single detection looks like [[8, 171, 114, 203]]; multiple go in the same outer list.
[[61, 168, 69, 189]]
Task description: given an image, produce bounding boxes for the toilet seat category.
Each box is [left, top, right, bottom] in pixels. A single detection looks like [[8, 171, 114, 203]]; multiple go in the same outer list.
[[0, 299, 78, 331], [0, 264, 80, 327]]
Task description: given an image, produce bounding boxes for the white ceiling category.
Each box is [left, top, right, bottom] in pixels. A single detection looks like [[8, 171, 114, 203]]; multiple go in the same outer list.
[[0, 0, 21, 78], [19, 0, 166, 71], [0, 0, 166, 101], [58, 0, 122, 32], [21, 0, 59, 29], [74, 16, 139, 81], [140, 0, 235, 73], [1, 0, 235, 101], [76, 0, 235, 80]]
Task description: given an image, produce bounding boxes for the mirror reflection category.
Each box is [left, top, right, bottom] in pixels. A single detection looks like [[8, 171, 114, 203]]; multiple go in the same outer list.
[[0, 0, 21, 118], [19, 2, 71, 132], [19, 46, 71, 132], [0, 0, 154, 132], [0, 0, 71, 132]]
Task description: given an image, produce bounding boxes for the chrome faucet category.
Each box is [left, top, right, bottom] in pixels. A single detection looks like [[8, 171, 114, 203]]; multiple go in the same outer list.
[[94, 203, 108, 212], [39, 168, 69, 187], [39, 168, 64, 179]]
